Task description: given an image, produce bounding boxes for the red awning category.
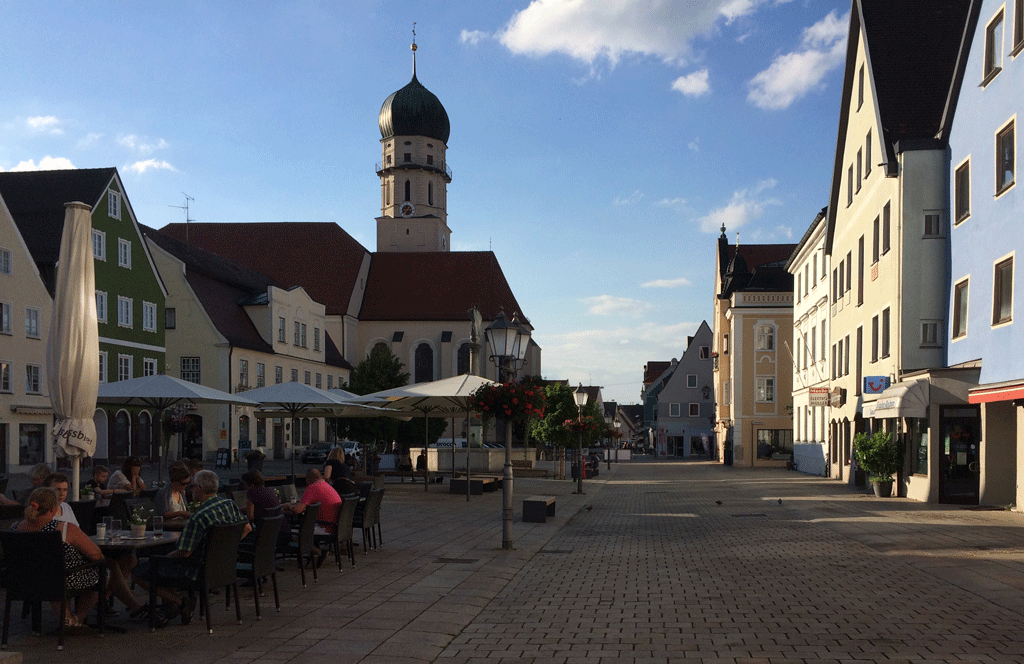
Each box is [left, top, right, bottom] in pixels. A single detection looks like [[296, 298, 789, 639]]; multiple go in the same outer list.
[[969, 382, 1024, 404]]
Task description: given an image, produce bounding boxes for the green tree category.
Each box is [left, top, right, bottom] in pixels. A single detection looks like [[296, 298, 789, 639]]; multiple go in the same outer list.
[[530, 383, 603, 478], [338, 345, 410, 459]]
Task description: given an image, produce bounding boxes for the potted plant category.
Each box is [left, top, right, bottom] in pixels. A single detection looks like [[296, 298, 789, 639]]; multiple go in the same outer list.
[[853, 431, 903, 497], [79, 485, 94, 500], [129, 505, 153, 537]]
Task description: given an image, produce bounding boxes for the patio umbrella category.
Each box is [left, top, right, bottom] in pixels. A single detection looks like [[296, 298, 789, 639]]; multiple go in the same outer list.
[[47, 202, 99, 497], [244, 381, 399, 480], [97, 374, 259, 481], [351, 374, 496, 495]]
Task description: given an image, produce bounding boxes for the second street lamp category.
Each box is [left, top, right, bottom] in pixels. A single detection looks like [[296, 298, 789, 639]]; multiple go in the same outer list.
[[573, 383, 589, 495], [485, 308, 531, 550]]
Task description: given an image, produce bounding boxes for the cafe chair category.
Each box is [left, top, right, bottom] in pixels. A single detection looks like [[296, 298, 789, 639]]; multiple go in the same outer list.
[[236, 514, 284, 619], [67, 500, 96, 536], [276, 502, 319, 588], [0, 530, 106, 651], [353, 488, 385, 552], [147, 521, 246, 634], [314, 495, 358, 571]]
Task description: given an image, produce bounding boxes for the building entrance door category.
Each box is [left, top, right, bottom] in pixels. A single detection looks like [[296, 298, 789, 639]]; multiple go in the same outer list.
[[939, 406, 981, 504]]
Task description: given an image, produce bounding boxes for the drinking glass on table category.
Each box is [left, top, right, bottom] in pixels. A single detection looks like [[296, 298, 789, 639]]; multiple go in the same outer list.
[[110, 519, 121, 539], [152, 516, 164, 537]]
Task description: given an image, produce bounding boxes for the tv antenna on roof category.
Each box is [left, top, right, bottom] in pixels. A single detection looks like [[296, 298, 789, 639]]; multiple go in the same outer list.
[[169, 193, 194, 242]]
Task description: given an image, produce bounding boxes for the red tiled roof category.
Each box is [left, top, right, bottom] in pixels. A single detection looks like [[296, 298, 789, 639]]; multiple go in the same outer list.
[[643, 361, 671, 386], [359, 251, 526, 323], [159, 222, 368, 317]]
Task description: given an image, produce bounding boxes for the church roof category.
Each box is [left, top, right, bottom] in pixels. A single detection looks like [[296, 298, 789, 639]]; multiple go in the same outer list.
[[379, 73, 451, 144], [359, 251, 525, 323], [159, 222, 369, 317]]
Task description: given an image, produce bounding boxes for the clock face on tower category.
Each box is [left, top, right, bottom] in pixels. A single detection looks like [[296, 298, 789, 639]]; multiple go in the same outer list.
[[400, 202, 415, 218]]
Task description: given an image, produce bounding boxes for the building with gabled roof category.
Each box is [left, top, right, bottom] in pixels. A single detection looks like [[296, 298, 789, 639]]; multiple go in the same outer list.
[[0, 167, 167, 466]]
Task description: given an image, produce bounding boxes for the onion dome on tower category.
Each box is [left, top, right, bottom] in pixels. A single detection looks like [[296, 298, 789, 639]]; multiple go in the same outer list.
[[378, 43, 450, 144]]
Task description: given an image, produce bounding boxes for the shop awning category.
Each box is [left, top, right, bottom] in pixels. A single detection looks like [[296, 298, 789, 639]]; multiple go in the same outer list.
[[10, 405, 53, 415], [869, 380, 929, 419], [969, 381, 1024, 404]]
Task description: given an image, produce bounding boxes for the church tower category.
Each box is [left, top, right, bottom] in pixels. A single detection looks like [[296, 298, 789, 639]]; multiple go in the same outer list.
[[376, 40, 452, 252]]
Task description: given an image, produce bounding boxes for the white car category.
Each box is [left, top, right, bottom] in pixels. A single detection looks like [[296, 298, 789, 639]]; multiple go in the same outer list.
[[340, 440, 361, 457]]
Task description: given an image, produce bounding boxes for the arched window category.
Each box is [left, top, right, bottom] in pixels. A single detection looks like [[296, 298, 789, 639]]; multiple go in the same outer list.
[[415, 343, 434, 383], [138, 411, 152, 459], [404, 180, 411, 201], [371, 341, 389, 359], [114, 410, 131, 463], [385, 181, 390, 205], [238, 414, 250, 445], [755, 324, 775, 351], [301, 418, 311, 446], [311, 419, 320, 443], [457, 343, 471, 375], [428, 181, 433, 206]]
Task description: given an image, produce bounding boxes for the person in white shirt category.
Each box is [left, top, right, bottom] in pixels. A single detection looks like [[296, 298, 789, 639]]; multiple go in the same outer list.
[[44, 473, 80, 528]]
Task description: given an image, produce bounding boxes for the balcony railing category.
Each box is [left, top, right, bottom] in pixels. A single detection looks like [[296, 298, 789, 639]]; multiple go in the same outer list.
[[376, 158, 452, 180]]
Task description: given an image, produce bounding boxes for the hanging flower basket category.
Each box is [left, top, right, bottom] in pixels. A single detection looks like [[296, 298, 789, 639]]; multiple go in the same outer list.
[[471, 380, 546, 424]]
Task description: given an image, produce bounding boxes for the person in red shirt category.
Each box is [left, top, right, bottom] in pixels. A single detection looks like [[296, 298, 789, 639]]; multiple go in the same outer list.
[[285, 468, 341, 534]]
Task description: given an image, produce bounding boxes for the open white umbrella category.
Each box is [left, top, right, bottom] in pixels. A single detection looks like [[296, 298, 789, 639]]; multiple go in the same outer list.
[[350, 374, 497, 494], [47, 202, 99, 497], [97, 374, 259, 481], [244, 381, 400, 480]]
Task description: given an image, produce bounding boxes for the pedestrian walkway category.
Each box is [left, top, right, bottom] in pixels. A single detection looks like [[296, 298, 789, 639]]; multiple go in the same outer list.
[[6, 461, 1024, 663]]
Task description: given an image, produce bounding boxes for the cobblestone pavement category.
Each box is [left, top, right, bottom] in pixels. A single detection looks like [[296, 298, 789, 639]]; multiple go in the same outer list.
[[7, 461, 1024, 664]]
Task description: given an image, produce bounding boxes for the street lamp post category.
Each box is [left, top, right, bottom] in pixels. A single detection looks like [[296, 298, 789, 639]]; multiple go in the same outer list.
[[573, 383, 588, 495], [485, 308, 531, 550]]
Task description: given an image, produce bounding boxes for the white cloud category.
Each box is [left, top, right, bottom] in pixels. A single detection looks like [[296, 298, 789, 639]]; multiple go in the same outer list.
[[584, 295, 652, 317], [126, 159, 176, 174], [4, 156, 75, 171], [671, 69, 710, 97], [698, 178, 781, 233], [497, 0, 759, 67], [77, 132, 104, 148], [26, 116, 63, 134], [654, 197, 688, 213], [641, 277, 692, 288], [613, 190, 643, 206], [118, 134, 169, 154], [747, 10, 849, 110], [687, 137, 700, 152], [460, 29, 489, 45], [774, 225, 794, 238]]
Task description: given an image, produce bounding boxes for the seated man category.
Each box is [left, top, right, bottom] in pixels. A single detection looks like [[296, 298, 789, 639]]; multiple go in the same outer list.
[[284, 468, 341, 535], [132, 470, 250, 627], [85, 464, 116, 498]]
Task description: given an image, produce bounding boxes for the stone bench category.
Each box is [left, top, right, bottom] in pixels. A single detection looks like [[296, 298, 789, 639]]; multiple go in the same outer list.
[[522, 495, 556, 523], [449, 477, 495, 495]]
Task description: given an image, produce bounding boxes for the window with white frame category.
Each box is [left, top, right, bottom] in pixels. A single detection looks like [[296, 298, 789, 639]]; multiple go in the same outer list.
[[315, 373, 322, 389], [117, 296, 132, 328], [165, 307, 176, 329], [953, 279, 969, 339], [0, 302, 10, 334], [256, 363, 265, 387], [993, 256, 1014, 325], [25, 364, 41, 394], [871, 315, 879, 361], [326, 375, 333, 389], [669, 403, 681, 417], [278, 317, 286, 342], [143, 357, 157, 376], [142, 301, 156, 332], [294, 321, 300, 345], [98, 351, 107, 383], [955, 160, 971, 223], [239, 359, 249, 387], [996, 120, 1015, 195], [985, 10, 1004, 81], [314, 328, 320, 352], [118, 354, 132, 382], [303, 371, 310, 385], [882, 202, 891, 254], [756, 377, 775, 402], [881, 307, 891, 357], [699, 345, 710, 359], [290, 368, 298, 382], [96, 291, 107, 323], [755, 325, 775, 351], [300, 324, 307, 348], [118, 238, 131, 268], [921, 321, 941, 346], [92, 229, 106, 260], [0, 247, 10, 275], [0, 360, 10, 392], [181, 357, 200, 383], [865, 130, 872, 178], [1015, 0, 1024, 50], [108, 190, 121, 220], [689, 403, 700, 417], [275, 366, 283, 384], [722, 335, 729, 354], [25, 307, 40, 338], [687, 374, 697, 388]]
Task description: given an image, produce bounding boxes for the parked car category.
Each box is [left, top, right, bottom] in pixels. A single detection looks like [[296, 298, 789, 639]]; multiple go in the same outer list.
[[300, 442, 335, 464]]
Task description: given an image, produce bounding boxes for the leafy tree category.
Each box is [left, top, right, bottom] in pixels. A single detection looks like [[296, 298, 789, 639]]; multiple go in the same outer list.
[[338, 345, 410, 457], [397, 416, 448, 450], [530, 383, 603, 478]]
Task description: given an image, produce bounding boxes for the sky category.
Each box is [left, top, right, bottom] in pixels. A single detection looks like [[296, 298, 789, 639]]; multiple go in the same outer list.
[[0, 0, 851, 405]]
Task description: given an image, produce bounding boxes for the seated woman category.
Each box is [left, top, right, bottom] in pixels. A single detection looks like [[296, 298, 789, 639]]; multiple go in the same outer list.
[[108, 456, 146, 495], [13, 488, 101, 632], [154, 466, 191, 520], [397, 455, 414, 472], [44, 473, 80, 527], [240, 470, 290, 546], [324, 448, 357, 496]]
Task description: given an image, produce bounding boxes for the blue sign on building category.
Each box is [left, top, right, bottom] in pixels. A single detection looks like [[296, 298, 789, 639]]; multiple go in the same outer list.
[[863, 376, 890, 395]]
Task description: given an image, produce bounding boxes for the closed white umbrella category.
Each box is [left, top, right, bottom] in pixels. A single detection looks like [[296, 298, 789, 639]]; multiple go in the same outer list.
[[47, 202, 99, 497]]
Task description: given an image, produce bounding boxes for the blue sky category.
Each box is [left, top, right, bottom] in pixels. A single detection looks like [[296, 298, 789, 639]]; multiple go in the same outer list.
[[1, 0, 850, 405]]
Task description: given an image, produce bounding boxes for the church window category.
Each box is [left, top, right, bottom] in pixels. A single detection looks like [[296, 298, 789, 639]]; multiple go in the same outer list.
[[428, 182, 433, 206], [415, 343, 434, 383], [386, 155, 391, 165], [458, 343, 471, 375], [404, 180, 411, 201], [404, 153, 411, 162], [385, 181, 390, 205], [427, 155, 434, 165]]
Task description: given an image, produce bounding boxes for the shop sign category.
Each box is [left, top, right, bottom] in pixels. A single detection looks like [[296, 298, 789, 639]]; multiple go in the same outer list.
[[863, 375, 890, 395], [829, 387, 846, 407], [809, 387, 830, 407]]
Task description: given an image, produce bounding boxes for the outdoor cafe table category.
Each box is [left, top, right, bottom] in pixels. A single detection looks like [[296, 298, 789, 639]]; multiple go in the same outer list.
[[91, 530, 181, 552]]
